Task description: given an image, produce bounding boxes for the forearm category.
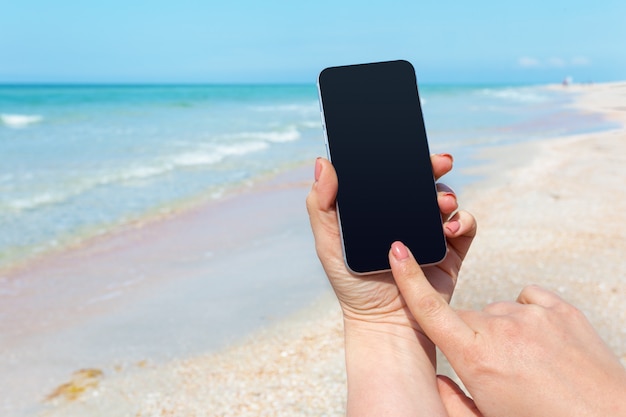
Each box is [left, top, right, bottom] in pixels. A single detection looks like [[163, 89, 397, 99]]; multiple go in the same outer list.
[[343, 319, 447, 417]]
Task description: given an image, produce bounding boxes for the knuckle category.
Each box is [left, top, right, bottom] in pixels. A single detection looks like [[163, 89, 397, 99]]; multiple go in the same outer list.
[[553, 299, 586, 320], [483, 301, 512, 314], [305, 192, 315, 213], [416, 292, 448, 319]]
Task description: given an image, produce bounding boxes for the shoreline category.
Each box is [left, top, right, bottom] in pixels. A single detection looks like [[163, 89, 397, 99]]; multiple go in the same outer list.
[[2, 81, 625, 416], [0, 160, 315, 277], [0, 82, 611, 277]]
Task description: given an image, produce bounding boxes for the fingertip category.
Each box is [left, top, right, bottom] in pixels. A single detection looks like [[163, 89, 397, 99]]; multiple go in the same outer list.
[[389, 242, 424, 281], [389, 242, 427, 292], [431, 153, 454, 179], [390, 240, 410, 261], [444, 219, 461, 235], [310, 158, 338, 211], [439, 153, 454, 165], [448, 210, 478, 238], [437, 190, 458, 216]]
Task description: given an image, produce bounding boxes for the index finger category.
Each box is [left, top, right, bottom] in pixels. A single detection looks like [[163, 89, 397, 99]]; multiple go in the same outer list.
[[389, 241, 475, 354]]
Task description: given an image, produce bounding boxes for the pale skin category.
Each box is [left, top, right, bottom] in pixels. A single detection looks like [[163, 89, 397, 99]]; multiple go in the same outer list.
[[390, 242, 626, 417], [306, 154, 477, 416], [306, 155, 626, 417]]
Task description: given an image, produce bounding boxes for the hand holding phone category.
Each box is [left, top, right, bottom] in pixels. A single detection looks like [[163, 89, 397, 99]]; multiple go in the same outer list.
[[317, 60, 446, 274]]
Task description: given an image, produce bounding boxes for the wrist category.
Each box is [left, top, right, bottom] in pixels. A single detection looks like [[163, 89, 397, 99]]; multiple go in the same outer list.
[[343, 317, 437, 367], [343, 318, 446, 417]]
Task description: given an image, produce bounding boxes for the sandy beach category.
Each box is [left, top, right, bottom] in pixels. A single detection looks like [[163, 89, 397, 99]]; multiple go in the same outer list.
[[2, 82, 626, 416]]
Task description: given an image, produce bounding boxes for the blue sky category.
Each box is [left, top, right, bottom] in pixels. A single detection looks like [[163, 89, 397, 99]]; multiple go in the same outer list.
[[1, 0, 624, 84]]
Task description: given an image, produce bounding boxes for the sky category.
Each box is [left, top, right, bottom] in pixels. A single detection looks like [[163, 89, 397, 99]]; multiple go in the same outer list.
[[1, 0, 625, 84]]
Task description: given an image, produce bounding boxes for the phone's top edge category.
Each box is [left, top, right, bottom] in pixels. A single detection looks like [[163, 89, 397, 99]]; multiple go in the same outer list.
[[318, 59, 414, 82]]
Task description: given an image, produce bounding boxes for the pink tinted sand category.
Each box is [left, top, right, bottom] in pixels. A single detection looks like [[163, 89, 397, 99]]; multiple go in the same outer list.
[[0, 166, 331, 415]]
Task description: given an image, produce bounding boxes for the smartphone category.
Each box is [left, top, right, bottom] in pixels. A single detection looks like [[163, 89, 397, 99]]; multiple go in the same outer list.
[[317, 59, 447, 274]]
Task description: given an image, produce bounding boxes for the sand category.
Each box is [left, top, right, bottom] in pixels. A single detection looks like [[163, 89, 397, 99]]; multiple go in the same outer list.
[[2, 82, 626, 416], [0, 166, 331, 416]]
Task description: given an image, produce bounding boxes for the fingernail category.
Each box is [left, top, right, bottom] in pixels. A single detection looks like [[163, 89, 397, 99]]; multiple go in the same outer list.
[[391, 241, 409, 260], [314, 157, 322, 182], [439, 153, 454, 164], [443, 192, 457, 203], [445, 220, 461, 234]]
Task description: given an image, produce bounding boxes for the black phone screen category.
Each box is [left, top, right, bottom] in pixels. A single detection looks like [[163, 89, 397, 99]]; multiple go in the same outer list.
[[318, 60, 446, 274]]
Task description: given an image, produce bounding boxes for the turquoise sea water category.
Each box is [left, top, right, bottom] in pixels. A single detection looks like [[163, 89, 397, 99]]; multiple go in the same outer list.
[[0, 83, 614, 270]]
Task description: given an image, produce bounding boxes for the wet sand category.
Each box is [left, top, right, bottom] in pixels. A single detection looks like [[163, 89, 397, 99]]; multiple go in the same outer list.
[[0, 167, 331, 416], [2, 82, 626, 416]]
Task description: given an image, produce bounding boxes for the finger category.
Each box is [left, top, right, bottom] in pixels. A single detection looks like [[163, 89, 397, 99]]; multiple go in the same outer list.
[[443, 210, 477, 261], [436, 182, 455, 195], [389, 241, 475, 353], [431, 153, 454, 181], [516, 285, 563, 308], [437, 183, 458, 218], [437, 375, 483, 417]]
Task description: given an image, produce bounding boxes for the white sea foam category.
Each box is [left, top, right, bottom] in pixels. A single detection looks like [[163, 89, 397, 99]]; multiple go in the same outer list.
[[480, 88, 547, 103], [216, 141, 270, 155], [1, 167, 167, 214], [3, 192, 66, 212], [251, 102, 318, 113], [171, 152, 223, 167], [172, 141, 269, 167], [95, 142, 270, 187], [300, 120, 321, 129], [1, 123, 296, 218], [0, 113, 43, 128], [1, 139, 276, 215], [2, 167, 173, 215], [261, 128, 300, 143], [115, 165, 170, 182], [229, 126, 301, 143]]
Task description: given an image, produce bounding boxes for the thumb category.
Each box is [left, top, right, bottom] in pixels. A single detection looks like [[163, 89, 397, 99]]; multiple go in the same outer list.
[[437, 375, 483, 417], [306, 157, 337, 215], [306, 158, 342, 261], [389, 241, 474, 355]]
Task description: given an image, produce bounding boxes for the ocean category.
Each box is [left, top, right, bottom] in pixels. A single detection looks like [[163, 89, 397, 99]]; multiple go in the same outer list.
[[0, 83, 615, 271]]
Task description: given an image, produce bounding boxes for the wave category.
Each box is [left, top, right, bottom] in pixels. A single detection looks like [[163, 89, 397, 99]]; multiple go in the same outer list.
[[479, 88, 548, 103], [300, 120, 322, 129], [250, 102, 318, 113], [0, 140, 273, 214], [172, 141, 269, 167], [3, 191, 67, 212], [0, 113, 43, 128], [92, 141, 272, 187], [226, 126, 301, 143], [1, 122, 303, 215]]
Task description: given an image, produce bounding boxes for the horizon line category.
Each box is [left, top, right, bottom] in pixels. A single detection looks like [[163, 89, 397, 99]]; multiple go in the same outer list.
[[0, 80, 552, 87]]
